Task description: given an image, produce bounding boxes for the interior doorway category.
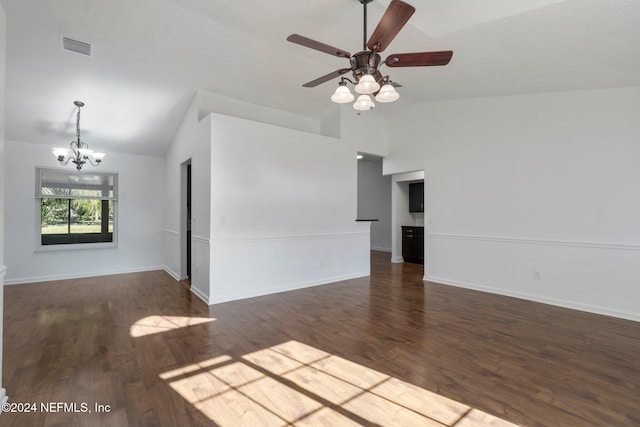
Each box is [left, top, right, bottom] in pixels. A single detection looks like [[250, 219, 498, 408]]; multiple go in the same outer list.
[[390, 170, 425, 277], [187, 163, 192, 279], [356, 152, 392, 254], [180, 159, 192, 284]]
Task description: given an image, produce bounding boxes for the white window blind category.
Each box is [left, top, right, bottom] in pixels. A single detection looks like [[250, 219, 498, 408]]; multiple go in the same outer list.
[[36, 168, 118, 200]]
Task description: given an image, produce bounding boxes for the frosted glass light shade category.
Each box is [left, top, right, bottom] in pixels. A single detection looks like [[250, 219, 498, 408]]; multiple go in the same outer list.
[[92, 152, 106, 161], [331, 85, 354, 103], [355, 74, 380, 94], [375, 84, 400, 103], [353, 94, 375, 111], [52, 147, 70, 159]]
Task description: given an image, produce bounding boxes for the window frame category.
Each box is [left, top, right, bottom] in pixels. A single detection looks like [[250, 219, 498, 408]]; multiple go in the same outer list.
[[35, 167, 118, 251]]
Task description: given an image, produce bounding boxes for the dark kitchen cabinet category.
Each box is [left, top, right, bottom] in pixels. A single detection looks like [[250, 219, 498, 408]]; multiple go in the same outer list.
[[402, 226, 424, 264], [409, 182, 424, 212]]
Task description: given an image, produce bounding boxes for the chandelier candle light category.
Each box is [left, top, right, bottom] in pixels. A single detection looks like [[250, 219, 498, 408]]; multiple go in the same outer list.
[[52, 101, 105, 171]]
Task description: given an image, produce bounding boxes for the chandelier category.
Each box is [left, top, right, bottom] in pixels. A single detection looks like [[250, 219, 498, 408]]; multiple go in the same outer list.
[[52, 101, 105, 170]]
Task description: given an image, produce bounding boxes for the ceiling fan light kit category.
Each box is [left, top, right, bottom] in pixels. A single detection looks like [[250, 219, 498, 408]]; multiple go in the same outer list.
[[354, 94, 376, 111], [331, 81, 355, 103], [355, 74, 381, 94], [375, 83, 400, 103], [287, 0, 452, 112]]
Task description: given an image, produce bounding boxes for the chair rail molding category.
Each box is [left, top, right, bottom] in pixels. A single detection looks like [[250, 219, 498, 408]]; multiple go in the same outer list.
[[210, 231, 369, 244], [427, 233, 640, 251]]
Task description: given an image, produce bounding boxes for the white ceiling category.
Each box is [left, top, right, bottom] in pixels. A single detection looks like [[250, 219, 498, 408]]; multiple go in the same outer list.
[[2, 0, 640, 156]]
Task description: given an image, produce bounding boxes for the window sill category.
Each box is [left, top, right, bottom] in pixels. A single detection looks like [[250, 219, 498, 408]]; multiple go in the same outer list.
[[35, 242, 117, 252]]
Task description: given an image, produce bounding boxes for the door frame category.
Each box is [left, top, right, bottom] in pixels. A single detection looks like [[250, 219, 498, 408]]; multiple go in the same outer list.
[[180, 158, 192, 280]]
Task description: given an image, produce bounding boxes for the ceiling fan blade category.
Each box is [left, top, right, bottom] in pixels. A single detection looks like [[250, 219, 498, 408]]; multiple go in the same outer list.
[[367, 0, 415, 53], [287, 34, 351, 58], [302, 68, 352, 88], [385, 51, 453, 67]]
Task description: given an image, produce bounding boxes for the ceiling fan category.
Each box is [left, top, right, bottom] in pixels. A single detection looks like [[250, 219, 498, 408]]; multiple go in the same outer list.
[[287, 0, 453, 111]]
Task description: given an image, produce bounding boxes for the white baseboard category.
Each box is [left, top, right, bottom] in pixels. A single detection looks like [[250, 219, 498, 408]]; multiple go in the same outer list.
[[162, 266, 186, 281], [4, 266, 165, 285], [185, 270, 369, 307], [391, 256, 404, 263], [190, 285, 210, 305], [0, 388, 8, 406], [371, 246, 392, 253], [427, 275, 640, 323], [208, 271, 370, 305]]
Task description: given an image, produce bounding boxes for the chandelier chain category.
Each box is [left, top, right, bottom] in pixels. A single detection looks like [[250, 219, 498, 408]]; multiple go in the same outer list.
[[76, 106, 81, 142]]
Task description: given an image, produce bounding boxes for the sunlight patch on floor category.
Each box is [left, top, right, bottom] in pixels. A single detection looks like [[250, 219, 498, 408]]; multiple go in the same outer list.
[[160, 340, 522, 426], [129, 315, 216, 337]]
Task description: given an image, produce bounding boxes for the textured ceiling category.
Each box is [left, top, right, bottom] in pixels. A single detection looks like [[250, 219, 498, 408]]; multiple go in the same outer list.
[[2, 0, 640, 156]]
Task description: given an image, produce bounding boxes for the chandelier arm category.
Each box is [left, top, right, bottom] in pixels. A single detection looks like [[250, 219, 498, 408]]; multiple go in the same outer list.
[[57, 156, 73, 166]]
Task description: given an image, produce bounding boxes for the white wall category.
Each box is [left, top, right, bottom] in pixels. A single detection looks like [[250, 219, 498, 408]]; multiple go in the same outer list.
[[340, 106, 388, 157], [163, 94, 212, 303], [0, 1, 8, 406], [197, 90, 322, 137], [164, 95, 389, 305], [357, 159, 392, 252], [3, 140, 165, 284], [207, 113, 370, 304], [385, 87, 640, 321]]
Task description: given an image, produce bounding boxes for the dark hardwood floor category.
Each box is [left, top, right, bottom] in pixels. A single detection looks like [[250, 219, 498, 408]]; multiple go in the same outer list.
[[2, 251, 639, 426]]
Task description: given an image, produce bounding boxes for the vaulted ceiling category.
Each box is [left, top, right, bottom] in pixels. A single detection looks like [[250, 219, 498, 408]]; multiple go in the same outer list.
[[2, 0, 640, 156]]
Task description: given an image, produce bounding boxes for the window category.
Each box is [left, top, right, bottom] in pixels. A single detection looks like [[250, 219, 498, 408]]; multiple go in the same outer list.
[[36, 168, 117, 247]]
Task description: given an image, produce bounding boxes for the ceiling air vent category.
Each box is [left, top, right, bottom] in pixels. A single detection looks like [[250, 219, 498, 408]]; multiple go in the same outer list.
[[62, 37, 92, 56]]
